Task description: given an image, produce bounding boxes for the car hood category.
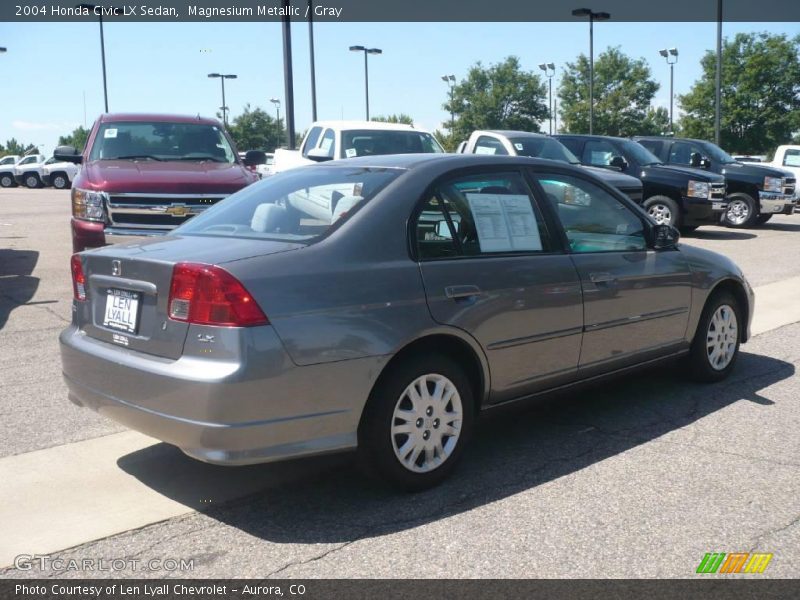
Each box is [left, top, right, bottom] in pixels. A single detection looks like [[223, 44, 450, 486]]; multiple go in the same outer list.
[[583, 165, 642, 189], [83, 233, 303, 265], [720, 161, 792, 180], [81, 159, 253, 194], [644, 164, 725, 183]]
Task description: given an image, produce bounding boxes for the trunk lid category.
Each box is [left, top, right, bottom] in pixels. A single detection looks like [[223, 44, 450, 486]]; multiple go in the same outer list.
[[77, 235, 301, 358]]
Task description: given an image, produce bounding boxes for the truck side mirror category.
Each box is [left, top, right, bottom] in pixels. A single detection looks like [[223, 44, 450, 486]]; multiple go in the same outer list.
[[307, 148, 333, 162], [652, 223, 680, 249], [243, 150, 267, 166], [689, 152, 703, 168], [54, 145, 82, 164], [609, 155, 627, 170]]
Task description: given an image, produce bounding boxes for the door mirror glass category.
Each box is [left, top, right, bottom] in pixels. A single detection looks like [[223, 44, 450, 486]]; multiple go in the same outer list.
[[652, 223, 680, 249], [609, 155, 627, 170]]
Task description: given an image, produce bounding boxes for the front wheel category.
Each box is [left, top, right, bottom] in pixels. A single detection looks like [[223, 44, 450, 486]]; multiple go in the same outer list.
[[24, 173, 41, 189], [358, 354, 475, 491], [643, 196, 681, 228], [724, 194, 757, 228], [51, 173, 69, 189], [688, 291, 742, 382], [0, 173, 14, 188]]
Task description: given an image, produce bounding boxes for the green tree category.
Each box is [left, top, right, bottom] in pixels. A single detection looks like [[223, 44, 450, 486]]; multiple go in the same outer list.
[[433, 129, 459, 152], [225, 104, 285, 151], [3, 138, 37, 155], [559, 47, 662, 136], [444, 57, 548, 139], [679, 33, 800, 154], [372, 113, 415, 125], [58, 126, 90, 152]]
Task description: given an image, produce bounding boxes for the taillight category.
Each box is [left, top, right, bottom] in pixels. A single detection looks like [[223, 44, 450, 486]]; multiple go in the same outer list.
[[168, 262, 268, 327], [71, 254, 87, 301]]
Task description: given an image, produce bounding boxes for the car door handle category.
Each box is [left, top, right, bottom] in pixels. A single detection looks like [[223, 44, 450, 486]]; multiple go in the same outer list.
[[589, 272, 616, 284], [445, 285, 482, 300]]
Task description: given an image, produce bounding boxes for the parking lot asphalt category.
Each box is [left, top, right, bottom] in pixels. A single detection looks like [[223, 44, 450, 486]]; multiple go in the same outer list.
[[1, 187, 799, 578]]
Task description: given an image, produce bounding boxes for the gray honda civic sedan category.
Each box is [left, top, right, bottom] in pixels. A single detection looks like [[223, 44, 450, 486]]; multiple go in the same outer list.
[[60, 154, 754, 490]]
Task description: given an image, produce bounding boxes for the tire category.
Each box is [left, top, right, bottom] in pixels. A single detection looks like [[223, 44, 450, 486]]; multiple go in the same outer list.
[[0, 173, 14, 188], [643, 195, 681, 228], [688, 291, 742, 383], [24, 173, 41, 189], [724, 193, 757, 228], [51, 172, 69, 190], [357, 354, 475, 491], [755, 214, 773, 225]]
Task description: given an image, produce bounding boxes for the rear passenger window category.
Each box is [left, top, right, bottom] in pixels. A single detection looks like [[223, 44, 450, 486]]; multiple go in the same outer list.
[[415, 172, 552, 260], [473, 136, 509, 156], [638, 140, 661, 155], [301, 127, 323, 157]]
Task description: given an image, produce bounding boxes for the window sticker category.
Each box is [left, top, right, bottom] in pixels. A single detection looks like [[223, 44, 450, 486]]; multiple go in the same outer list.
[[466, 193, 543, 252], [345, 148, 357, 158], [514, 143, 524, 151], [104, 128, 118, 139], [474, 146, 496, 155]]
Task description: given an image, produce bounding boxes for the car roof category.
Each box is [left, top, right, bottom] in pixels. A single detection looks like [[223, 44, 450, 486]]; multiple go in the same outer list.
[[98, 113, 223, 126], [478, 130, 547, 138], [554, 134, 630, 143], [311, 120, 421, 132], [320, 153, 584, 171], [633, 135, 711, 144]]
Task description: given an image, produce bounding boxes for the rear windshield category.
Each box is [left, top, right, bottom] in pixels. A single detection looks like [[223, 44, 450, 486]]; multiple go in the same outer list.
[[175, 166, 402, 243], [507, 137, 581, 164], [89, 121, 236, 163], [341, 130, 444, 158]]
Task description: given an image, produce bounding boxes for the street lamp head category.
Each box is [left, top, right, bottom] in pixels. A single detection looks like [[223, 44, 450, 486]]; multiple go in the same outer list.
[[208, 73, 221, 78], [659, 49, 669, 57], [270, 98, 280, 105], [223, 74, 237, 79], [595, 11, 610, 20], [366, 48, 382, 55], [547, 62, 555, 70], [539, 63, 547, 71], [571, 8, 591, 16], [669, 48, 678, 56], [0, 47, 6, 53], [349, 45, 366, 52]]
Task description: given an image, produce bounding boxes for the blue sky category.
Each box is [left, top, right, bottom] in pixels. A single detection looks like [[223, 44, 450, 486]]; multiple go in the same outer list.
[[0, 20, 797, 156]]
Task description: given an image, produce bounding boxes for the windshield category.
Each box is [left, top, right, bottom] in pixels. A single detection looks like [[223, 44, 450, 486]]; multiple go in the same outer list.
[[88, 121, 236, 163], [619, 140, 662, 165], [175, 166, 402, 243], [508, 137, 580, 164], [700, 141, 737, 164], [341, 130, 444, 157]]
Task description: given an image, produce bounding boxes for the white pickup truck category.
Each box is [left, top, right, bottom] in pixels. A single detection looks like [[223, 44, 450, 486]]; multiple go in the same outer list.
[[41, 160, 80, 189], [12, 154, 49, 188], [768, 145, 800, 183], [0, 155, 21, 187], [272, 120, 444, 174]]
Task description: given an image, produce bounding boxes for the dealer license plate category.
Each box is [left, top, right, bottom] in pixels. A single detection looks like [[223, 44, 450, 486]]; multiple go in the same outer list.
[[712, 202, 725, 210], [103, 289, 140, 334]]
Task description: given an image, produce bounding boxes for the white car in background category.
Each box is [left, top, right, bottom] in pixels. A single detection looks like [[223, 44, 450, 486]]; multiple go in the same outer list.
[[13, 154, 48, 188], [0, 155, 21, 187], [41, 160, 80, 189]]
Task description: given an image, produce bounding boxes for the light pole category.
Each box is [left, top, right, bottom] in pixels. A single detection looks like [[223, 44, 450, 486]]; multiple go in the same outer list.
[[78, 3, 116, 113], [441, 75, 456, 133], [572, 8, 610, 134], [270, 98, 281, 124], [208, 73, 237, 126], [349, 45, 382, 120], [538, 63, 555, 135], [715, 0, 723, 145], [659, 48, 678, 134], [308, 0, 317, 121]]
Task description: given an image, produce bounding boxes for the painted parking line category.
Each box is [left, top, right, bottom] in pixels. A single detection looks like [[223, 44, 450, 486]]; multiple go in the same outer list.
[[1, 276, 799, 568]]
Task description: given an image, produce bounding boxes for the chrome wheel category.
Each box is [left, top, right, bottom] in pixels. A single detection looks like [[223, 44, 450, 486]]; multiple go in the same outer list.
[[25, 175, 39, 188], [52, 175, 67, 189], [391, 373, 463, 473], [726, 199, 750, 226], [706, 304, 738, 371], [0, 175, 12, 187], [648, 203, 673, 225]]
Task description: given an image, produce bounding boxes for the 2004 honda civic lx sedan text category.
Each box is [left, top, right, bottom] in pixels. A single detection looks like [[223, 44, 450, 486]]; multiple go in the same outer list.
[[60, 154, 754, 490]]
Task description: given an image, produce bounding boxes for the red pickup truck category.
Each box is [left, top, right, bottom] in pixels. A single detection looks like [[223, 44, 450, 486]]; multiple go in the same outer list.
[[55, 113, 264, 252]]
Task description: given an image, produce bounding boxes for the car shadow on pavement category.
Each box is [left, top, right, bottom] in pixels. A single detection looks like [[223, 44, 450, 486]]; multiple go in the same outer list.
[[685, 230, 756, 241], [758, 222, 800, 233], [117, 349, 794, 546], [0, 249, 40, 331]]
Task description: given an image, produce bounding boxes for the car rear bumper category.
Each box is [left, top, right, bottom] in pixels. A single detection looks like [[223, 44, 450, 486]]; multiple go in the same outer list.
[[59, 323, 380, 465], [683, 196, 728, 225]]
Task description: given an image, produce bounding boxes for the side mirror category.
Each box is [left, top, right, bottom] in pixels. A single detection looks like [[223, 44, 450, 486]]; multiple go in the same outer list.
[[652, 223, 680, 249], [307, 148, 333, 162], [54, 145, 82, 164], [689, 152, 703, 168], [609, 155, 627, 170], [243, 150, 267, 166]]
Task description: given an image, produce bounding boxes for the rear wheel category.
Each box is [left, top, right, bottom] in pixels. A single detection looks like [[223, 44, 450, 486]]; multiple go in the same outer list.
[[51, 172, 69, 190], [24, 173, 41, 189], [0, 173, 13, 188], [643, 196, 681, 228], [724, 194, 757, 228], [688, 291, 742, 382], [358, 354, 474, 491], [755, 214, 773, 225]]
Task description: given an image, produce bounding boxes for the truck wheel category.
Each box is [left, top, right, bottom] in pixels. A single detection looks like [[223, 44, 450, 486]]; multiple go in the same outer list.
[[51, 173, 69, 190], [24, 173, 41, 189], [724, 194, 757, 228], [755, 214, 773, 225], [687, 291, 741, 383], [358, 354, 475, 491], [0, 174, 14, 188], [643, 196, 681, 228]]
